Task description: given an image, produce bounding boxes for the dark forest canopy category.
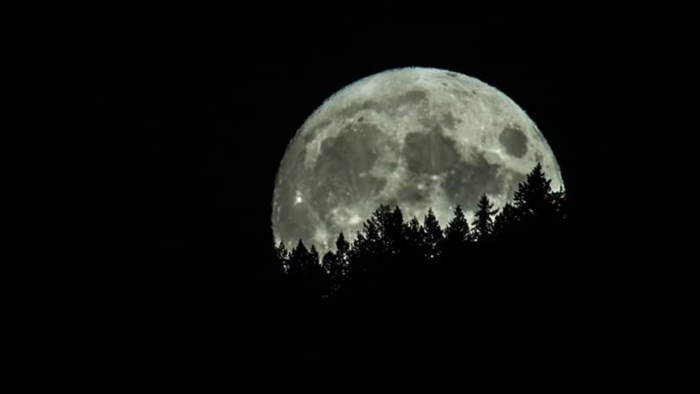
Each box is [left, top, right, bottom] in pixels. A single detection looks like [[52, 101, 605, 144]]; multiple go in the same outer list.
[[274, 163, 567, 299]]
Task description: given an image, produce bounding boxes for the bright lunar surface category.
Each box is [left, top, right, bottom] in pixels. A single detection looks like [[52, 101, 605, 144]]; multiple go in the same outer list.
[[272, 67, 563, 254]]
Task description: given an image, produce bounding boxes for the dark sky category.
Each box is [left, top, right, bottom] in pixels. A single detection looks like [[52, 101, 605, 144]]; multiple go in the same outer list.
[[48, 4, 640, 318], [35, 4, 691, 380]]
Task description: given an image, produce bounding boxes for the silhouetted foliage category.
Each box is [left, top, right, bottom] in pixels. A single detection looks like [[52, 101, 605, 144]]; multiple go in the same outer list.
[[268, 163, 573, 366], [322, 251, 339, 279], [306, 245, 329, 296], [348, 209, 382, 276], [552, 187, 568, 220], [445, 205, 469, 243], [335, 232, 350, 265], [383, 206, 405, 258], [422, 208, 444, 261], [472, 194, 498, 243], [405, 217, 424, 250], [443, 205, 470, 259], [287, 240, 312, 280], [309, 245, 320, 264], [514, 163, 560, 222], [493, 202, 518, 240], [278, 163, 568, 304], [322, 233, 350, 291], [402, 216, 427, 271]]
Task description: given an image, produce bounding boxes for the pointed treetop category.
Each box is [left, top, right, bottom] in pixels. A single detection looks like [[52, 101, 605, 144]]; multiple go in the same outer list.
[[472, 194, 498, 241], [513, 162, 563, 220], [392, 205, 404, 221], [424, 208, 440, 226], [309, 244, 320, 262], [516, 163, 552, 201], [335, 232, 349, 254], [275, 240, 289, 254], [295, 239, 308, 253], [445, 204, 470, 243], [423, 207, 444, 260]]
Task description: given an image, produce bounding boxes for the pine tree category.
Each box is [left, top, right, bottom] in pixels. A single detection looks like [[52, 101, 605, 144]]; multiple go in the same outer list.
[[382, 206, 405, 258], [349, 232, 366, 262], [513, 163, 555, 220], [351, 204, 405, 262], [507, 163, 568, 246], [288, 239, 312, 280], [442, 205, 470, 263], [444, 205, 470, 245], [334, 232, 350, 276], [423, 208, 444, 261], [404, 217, 424, 250], [309, 245, 320, 264], [472, 194, 497, 243], [336, 232, 350, 259], [323, 233, 350, 285], [398, 216, 425, 268], [306, 244, 329, 296], [349, 228, 373, 276], [493, 202, 518, 238], [357, 213, 382, 258]]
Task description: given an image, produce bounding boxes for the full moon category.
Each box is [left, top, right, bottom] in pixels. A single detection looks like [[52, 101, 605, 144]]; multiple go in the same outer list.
[[272, 67, 563, 254]]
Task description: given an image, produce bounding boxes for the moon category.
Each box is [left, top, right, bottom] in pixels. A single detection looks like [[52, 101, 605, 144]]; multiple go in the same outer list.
[[272, 67, 563, 254]]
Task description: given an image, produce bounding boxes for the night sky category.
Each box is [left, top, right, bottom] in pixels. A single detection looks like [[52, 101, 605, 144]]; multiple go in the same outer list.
[[45, 4, 655, 376]]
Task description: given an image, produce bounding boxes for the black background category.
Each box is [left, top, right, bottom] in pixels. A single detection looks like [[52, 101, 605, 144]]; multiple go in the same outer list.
[[42, 3, 668, 382]]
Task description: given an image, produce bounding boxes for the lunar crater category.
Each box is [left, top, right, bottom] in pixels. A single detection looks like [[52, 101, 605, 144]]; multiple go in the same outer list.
[[499, 125, 528, 158], [403, 129, 460, 175], [398, 89, 429, 105]]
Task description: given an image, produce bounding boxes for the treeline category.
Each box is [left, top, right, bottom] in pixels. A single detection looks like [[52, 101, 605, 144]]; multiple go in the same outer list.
[[273, 163, 567, 300]]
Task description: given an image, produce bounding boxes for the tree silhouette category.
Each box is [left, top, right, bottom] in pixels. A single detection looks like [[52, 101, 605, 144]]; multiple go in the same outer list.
[[309, 245, 320, 264], [322, 232, 351, 293], [271, 162, 569, 366], [443, 205, 470, 259], [287, 240, 330, 298], [423, 208, 444, 261], [335, 232, 350, 265], [509, 163, 567, 246], [404, 217, 425, 255], [552, 187, 568, 220], [405, 217, 423, 243], [288, 241, 322, 279], [279, 163, 567, 312], [493, 202, 518, 239], [288, 239, 311, 281], [514, 163, 557, 220], [349, 209, 382, 269], [306, 245, 329, 296], [383, 206, 405, 261], [444, 205, 470, 244], [472, 194, 497, 243], [274, 240, 289, 272], [349, 205, 405, 263]]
